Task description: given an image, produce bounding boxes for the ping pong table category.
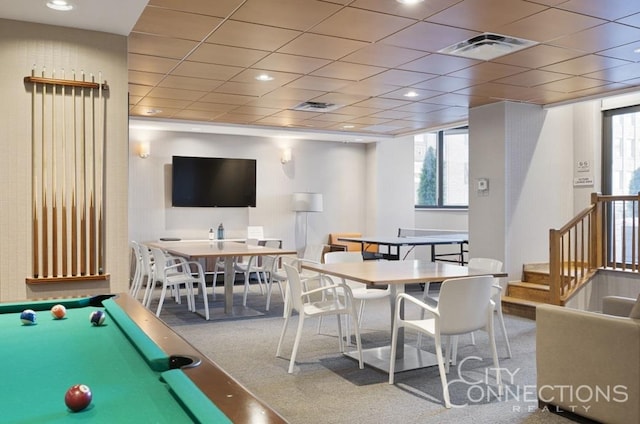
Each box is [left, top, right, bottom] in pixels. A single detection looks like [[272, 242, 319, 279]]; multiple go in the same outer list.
[[338, 228, 468, 264]]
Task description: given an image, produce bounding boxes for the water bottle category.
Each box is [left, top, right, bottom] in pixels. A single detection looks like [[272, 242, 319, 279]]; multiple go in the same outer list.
[[208, 228, 214, 241], [217, 223, 224, 240]]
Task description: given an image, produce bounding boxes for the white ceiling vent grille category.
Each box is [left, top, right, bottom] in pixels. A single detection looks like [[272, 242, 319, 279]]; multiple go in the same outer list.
[[292, 101, 342, 112], [438, 33, 538, 61]]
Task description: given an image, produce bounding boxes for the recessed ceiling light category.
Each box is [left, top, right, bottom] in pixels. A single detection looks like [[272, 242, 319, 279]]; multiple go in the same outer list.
[[404, 91, 419, 98], [396, 0, 424, 4], [145, 109, 162, 115], [255, 74, 274, 81], [342, 125, 355, 129], [46, 0, 74, 11], [634, 47, 640, 54]]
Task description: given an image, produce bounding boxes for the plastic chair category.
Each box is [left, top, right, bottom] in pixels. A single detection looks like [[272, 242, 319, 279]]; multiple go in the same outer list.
[[129, 241, 144, 300], [389, 276, 502, 408], [276, 263, 364, 374], [148, 247, 210, 320], [234, 238, 266, 306], [323, 251, 390, 331], [279, 244, 326, 317], [467, 257, 511, 358]]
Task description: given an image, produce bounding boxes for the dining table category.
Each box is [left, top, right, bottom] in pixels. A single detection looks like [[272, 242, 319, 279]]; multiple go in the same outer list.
[[301, 260, 507, 373], [148, 240, 296, 317]]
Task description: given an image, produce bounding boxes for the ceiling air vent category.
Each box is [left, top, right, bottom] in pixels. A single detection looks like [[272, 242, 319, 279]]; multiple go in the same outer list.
[[438, 33, 537, 61], [292, 101, 342, 112]]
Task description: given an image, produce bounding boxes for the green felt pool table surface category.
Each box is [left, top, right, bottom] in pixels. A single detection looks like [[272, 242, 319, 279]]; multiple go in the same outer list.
[[0, 294, 286, 424]]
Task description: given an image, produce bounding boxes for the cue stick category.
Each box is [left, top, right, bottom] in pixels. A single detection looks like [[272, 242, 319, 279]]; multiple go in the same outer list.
[[71, 70, 78, 276], [31, 66, 39, 278], [41, 67, 48, 278], [97, 71, 104, 274], [89, 73, 96, 276], [52, 69, 58, 277], [61, 69, 68, 277], [80, 70, 87, 276]]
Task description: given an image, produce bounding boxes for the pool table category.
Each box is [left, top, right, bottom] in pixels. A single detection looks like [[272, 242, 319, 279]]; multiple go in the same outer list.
[[0, 293, 287, 423]]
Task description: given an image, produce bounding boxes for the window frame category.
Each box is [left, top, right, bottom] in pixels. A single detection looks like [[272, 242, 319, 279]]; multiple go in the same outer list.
[[414, 126, 469, 210]]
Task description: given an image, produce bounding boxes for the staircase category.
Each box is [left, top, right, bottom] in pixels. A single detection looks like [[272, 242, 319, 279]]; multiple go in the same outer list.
[[502, 263, 553, 320]]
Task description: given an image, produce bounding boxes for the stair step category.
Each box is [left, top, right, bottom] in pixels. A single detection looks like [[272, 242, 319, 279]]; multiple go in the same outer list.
[[501, 295, 541, 320], [507, 281, 550, 303]]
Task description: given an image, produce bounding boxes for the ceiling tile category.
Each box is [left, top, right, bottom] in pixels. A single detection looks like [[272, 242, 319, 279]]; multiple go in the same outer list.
[[277, 33, 368, 60], [128, 32, 198, 59], [496, 8, 604, 43], [206, 20, 301, 51], [148, 0, 245, 17], [426, 0, 546, 32], [493, 44, 585, 68], [311, 62, 386, 81], [158, 75, 224, 91], [188, 43, 269, 67], [342, 44, 428, 68], [535, 76, 607, 93], [311, 7, 415, 42], [230, 0, 341, 31], [133, 7, 223, 41], [411, 76, 474, 92], [350, 0, 463, 20], [541, 54, 631, 75], [128, 53, 179, 74], [448, 62, 529, 83], [597, 42, 640, 63], [128, 71, 165, 87], [171, 61, 242, 80], [252, 53, 331, 74], [554, 0, 640, 21], [493, 70, 570, 87], [361, 69, 436, 87], [399, 53, 480, 75], [146, 86, 206, 101], [584, 63, 640, 83], [381, 22, 480, 52], [550, 22, 640, 53], [284, 75, 351, 91]]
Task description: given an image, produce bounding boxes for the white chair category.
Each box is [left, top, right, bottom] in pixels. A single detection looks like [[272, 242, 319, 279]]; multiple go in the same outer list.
[[148, 247, 210, 320], [323, 251, 390, 330], [234, 238, 266, 306], [467, 257, 511, 358], [389, 276, 502, 409], [279, 244, 326, 317], [276, 263, 364, 374], [129, 241, 144, 300]]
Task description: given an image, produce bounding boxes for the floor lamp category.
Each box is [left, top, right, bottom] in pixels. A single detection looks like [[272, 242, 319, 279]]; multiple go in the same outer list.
[[292, 192, 323, 255]]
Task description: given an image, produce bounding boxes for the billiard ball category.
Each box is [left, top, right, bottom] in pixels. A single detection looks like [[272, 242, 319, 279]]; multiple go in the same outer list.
[[51, 304, 66, 319], [89, 310, 105, 326], [64, 384, 92, 412], [20, 309, 37, 325]]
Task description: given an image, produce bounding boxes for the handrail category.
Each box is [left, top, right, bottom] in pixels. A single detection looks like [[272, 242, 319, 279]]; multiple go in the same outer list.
[[548, 192, 639, 305]]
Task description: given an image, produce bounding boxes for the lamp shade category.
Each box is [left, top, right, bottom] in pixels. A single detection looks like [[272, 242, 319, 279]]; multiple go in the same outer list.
[[292, 192, 323, 212]]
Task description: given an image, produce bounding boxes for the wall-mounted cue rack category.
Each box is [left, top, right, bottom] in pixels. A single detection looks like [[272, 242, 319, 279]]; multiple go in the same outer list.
[[24, 69, 110, 284]]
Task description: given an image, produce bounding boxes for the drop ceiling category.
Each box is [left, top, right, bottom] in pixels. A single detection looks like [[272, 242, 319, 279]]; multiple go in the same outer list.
[[3, 0, 640, 140]]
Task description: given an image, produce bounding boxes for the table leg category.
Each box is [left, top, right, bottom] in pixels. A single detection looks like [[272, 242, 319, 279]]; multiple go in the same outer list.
[[390, 283, 405, 359], [224, 256, 234, 314]]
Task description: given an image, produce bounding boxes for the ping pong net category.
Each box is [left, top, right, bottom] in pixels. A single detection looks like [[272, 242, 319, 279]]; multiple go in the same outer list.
[[398, 228, 467, 239]]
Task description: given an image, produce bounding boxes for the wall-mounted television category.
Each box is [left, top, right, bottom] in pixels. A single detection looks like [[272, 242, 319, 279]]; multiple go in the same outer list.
[[171, 156, 256, 207]]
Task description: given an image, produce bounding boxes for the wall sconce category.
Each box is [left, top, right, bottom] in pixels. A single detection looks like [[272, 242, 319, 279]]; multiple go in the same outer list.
[[137, 142, 150, 158], [280, 147, 292, 164]]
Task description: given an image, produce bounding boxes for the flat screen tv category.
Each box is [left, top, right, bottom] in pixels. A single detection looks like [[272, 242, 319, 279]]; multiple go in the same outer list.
[[171, 156, 256, 207]]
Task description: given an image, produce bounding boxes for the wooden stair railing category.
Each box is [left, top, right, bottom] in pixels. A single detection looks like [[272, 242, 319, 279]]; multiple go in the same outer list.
[[548, 192, 640, 305]]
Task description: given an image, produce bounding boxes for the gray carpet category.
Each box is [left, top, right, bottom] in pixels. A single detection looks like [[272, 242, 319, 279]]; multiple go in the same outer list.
[[151, 283, 581, 424]]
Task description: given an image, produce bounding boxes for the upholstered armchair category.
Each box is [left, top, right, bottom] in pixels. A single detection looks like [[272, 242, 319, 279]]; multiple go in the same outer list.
[[536, 296, 640, 424]]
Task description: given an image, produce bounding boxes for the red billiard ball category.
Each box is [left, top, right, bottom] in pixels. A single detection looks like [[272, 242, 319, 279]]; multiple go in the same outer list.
[[64, 384, 92, 412], [51, 304, 66, 319]]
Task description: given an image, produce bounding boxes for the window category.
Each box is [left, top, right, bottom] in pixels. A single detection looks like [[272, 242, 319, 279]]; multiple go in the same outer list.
[[414, 126, 468, 208]]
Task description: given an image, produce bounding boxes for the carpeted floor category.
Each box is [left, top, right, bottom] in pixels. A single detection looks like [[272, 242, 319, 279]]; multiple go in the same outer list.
[[150, 282, 582, 424]]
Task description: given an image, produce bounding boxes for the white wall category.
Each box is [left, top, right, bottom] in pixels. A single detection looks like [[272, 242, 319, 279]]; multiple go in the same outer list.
[[128, 129, 368, 250], [469, 102, 576, 281]]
